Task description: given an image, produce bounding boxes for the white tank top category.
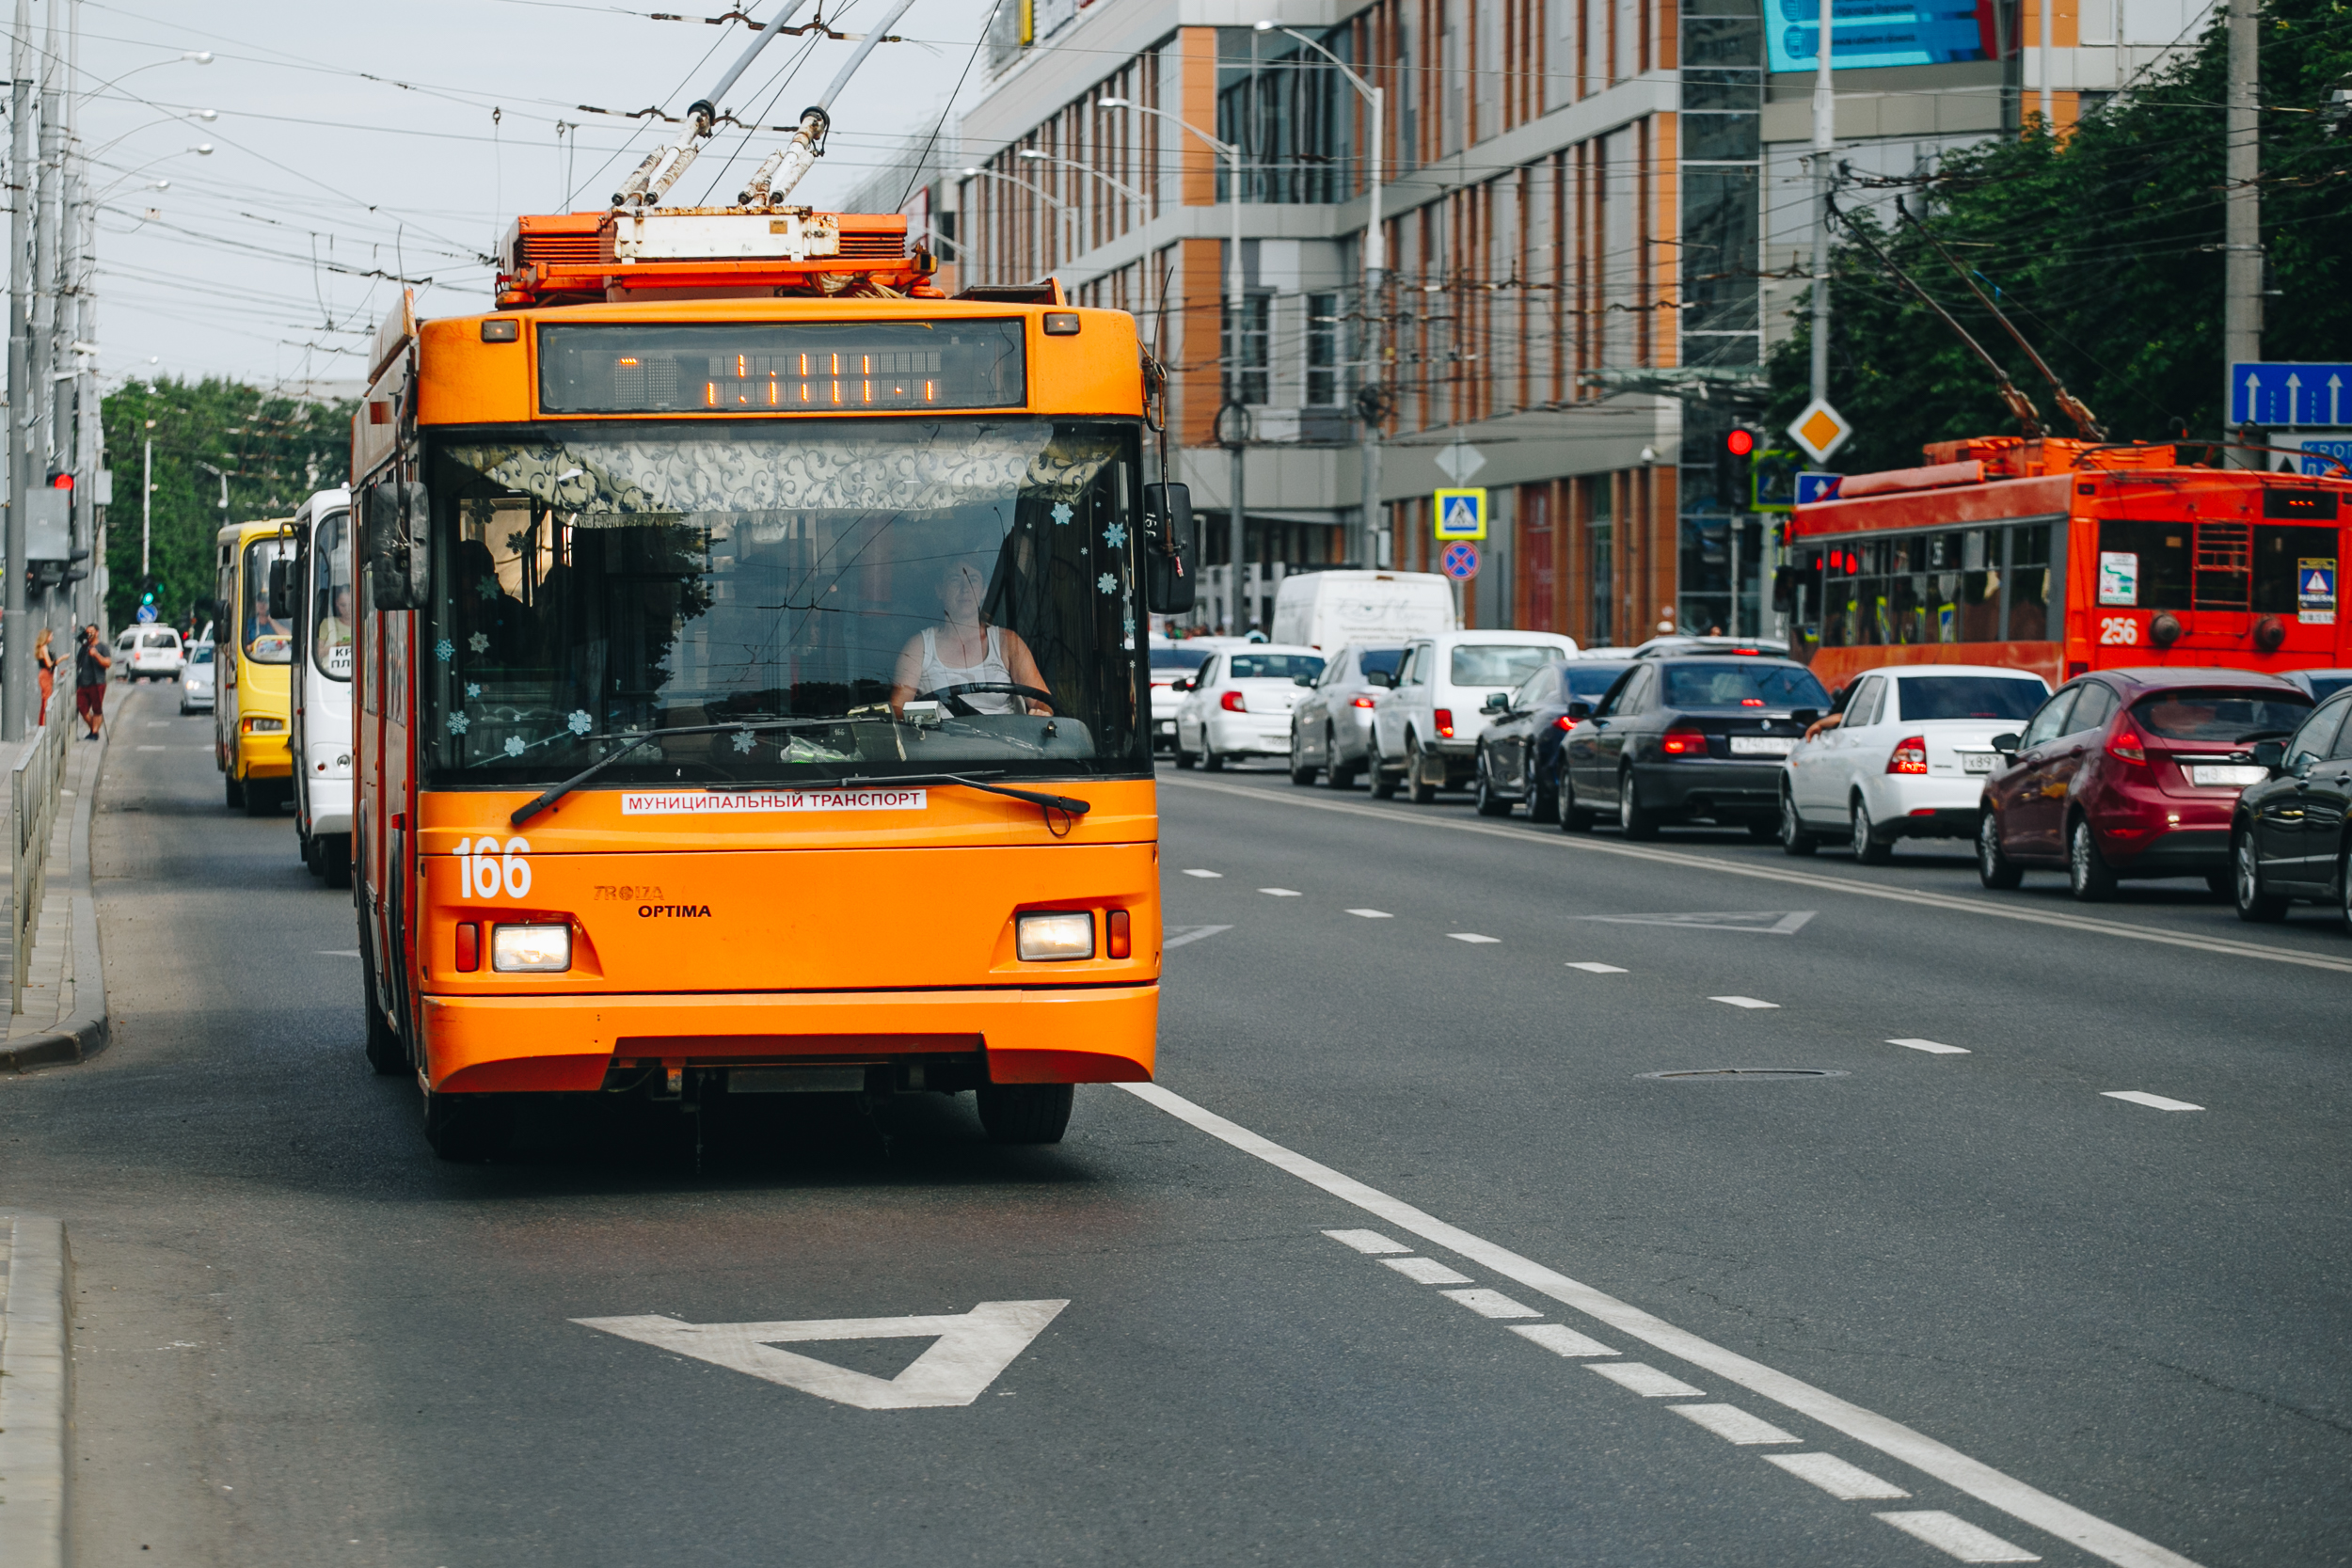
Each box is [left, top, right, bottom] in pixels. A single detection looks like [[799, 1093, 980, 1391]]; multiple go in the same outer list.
[[918, 626, 1016, 713]]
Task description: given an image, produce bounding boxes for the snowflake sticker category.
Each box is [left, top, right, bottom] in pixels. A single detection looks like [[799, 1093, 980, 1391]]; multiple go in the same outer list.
[[1097, 572, 1119, 595], [446, 712, 470, 735], [1052, 502, 1073, 527], [433, 638, 454, 662], [476, 577, 501, 600], [1103, 523, 1127, 549], [566, 710, 593, 736], [732, 728, 756, 753], [465, 683, 482, 700], [469, 632, 490, 655], [503, 736, 526, 758], [1122, 614, 1137, 644]]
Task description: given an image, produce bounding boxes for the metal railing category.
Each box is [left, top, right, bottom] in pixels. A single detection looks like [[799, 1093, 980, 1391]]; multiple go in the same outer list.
[[9, 714, 68, 1013]]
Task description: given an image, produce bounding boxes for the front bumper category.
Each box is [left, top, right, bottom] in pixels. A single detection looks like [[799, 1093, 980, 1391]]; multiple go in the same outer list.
[[417, 984, 1159, 1095]]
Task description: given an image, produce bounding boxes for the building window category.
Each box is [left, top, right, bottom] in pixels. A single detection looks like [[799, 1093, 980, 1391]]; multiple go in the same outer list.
[[1229, 293, 1271, 406], [1587, 476, 1614, 646], [1305, 292, 1340, 405]]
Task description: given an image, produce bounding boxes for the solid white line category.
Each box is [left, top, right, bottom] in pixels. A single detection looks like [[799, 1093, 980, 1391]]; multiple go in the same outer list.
[[1509, 1323, 1615, 1357], [1447, 932, 1502, 943], [1325, 1228, 1408, 1255], [1383, 1256, 1474, 1285], [2102, 1090, 2204, 1112], [135, 744, 166, 752], [1345, 908, 1393, 919], [1439, 1288, 1543, 1320], [1160, 925, 1232, 950], [1157, 774, 2352, 975], [1118, 1080, 2204, 1568], [1566, 961, 1628, 974], [1765, 1451, 1912, 1500], [1588, 1361, 1706, 1398], [1259, 887, 1302, 897], [1671, 1402, 1801, 1444], [1890, 1037, 1971, 1054], [1180, 868, 1222, 879], [1710, 995, 1780, 1009], [1876, 1510, 2043, 1562]]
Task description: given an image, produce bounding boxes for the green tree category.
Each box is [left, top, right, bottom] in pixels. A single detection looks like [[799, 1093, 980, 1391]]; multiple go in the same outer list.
[[1769, 0, 2352, 473], [99, 378, 356, 630]]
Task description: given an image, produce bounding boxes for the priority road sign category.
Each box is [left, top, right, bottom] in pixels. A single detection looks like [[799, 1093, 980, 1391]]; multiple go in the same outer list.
[[1434, 487, 1487, 540], [1787, 400, 1853, 465], [2231, 363, 2352, 428], [1441, 541, 1481, 581]]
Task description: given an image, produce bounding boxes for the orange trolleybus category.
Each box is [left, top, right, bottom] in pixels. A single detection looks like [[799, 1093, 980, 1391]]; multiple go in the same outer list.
[[349, 203, 1193, 1158], [1782, 436, 2352, 692]]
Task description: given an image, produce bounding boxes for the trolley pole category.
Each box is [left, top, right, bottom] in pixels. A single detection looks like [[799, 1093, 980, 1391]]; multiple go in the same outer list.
[[4, 0, 31, 741], [1807, 0, 1834, 410], [2221, 0, 2260, 467]]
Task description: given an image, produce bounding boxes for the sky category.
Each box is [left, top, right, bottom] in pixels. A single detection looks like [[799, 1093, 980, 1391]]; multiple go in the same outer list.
[[60, 0, 995, 391]]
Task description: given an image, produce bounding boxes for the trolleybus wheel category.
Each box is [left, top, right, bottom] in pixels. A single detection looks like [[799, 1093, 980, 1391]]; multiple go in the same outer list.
[[323, 834, 353, 890], [977, 1083, 1073, 1145], [423, 1091, 515, 1162], [360, 934, 408, 1077]]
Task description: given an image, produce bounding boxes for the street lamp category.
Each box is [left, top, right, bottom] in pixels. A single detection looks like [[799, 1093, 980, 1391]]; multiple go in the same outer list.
[[1256, 19, 1386, 568], [961, 165, 1073, 283], [1014, 147, 1151, 259], [1097, 95, 1251, 631]]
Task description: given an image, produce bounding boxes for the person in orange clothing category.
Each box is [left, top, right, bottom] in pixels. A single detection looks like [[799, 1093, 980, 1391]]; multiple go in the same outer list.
[[33, 626, 56, 725]]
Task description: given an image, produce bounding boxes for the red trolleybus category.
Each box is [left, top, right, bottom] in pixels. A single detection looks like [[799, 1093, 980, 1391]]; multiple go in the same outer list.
[[348, 205, 1194, 1159], [1782, 437, 2352, 691]]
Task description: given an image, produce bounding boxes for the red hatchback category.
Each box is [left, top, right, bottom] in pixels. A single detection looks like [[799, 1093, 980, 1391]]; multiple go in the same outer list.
[[1977, 668, 2312, 899]]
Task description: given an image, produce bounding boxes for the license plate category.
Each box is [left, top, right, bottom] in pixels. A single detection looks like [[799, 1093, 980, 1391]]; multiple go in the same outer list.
[[1729, 735, 1793, 756], [1960, 751, 1996, 773], [2189, 764, 2267, 787]]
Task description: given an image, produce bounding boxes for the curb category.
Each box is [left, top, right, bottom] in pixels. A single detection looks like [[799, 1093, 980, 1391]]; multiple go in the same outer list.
[[0, 1213, 73, 1568], [0, 712, 110, 1073]]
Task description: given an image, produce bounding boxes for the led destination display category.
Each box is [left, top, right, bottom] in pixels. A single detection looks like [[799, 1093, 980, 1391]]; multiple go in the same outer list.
[[538, 320, 1027, 414]]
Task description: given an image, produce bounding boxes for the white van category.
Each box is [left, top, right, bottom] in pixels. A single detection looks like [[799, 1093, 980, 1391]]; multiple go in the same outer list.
[[290, 487, 356, 887], [1270, 570, 1457, 650]]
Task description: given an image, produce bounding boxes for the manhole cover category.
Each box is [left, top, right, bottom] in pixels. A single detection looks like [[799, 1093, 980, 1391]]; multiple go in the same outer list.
[[1637, 1068, 1851, 1081]]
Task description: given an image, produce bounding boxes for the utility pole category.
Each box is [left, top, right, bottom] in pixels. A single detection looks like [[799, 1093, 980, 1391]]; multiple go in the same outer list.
[[1808, 0, 1834, 410], [1228, 140, 1245, 633], [2221, 0, 2260, 466], [4, 0, 31, 740], [141, 436, 150, 575]]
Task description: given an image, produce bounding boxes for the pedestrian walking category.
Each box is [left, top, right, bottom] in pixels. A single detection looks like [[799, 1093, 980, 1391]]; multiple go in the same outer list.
[[33, 626, 56, 725], [72, 623, 109, 739]]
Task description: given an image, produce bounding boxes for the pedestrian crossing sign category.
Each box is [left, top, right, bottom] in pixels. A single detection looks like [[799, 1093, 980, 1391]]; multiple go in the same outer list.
[[1434, 487, 1487, 540]]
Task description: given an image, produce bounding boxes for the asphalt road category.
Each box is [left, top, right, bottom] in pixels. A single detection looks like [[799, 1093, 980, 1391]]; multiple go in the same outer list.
[[4, 689, 2345, 1568]]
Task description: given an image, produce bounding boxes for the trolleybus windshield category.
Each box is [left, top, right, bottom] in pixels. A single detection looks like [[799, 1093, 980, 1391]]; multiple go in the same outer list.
[[420, 418, 1149, 787]]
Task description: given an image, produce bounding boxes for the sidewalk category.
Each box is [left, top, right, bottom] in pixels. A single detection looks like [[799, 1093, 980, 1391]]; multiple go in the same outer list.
[[0, 713, 110, 1071], [0, 1213, 72, 1568]]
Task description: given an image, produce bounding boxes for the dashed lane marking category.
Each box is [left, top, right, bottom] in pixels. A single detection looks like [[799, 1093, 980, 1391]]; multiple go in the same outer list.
[[1587, 1361, 1706, 1398], [1509, 1323, 1616, 1357], [1766, 1451, 1912, 1500], [1671, 1403, 1802, 1445], [316, 950, 360, 958], [1876, 1510, 2043, 1562], [1123, 1080, 2204, 1568], [1710, 995, 1780, 1009], [1891, 1037, 1971, 1054], [135, 745, 167, 752], [1158, 774, 2352, 976], [1345, 908, 1393, 918], [1382, 1256, 1474, 1285], [1447, 932, 1502, 944], [1439, 1288, 1543, 1320], [1325, 1228, 1408, 1255], [1566, 961, 1628, 974], [1161, 925, 1232, 950], [1180, 868, 1222, 879], [2102, 1090, 2203, 1112], [1259, 887, 1301, 897]]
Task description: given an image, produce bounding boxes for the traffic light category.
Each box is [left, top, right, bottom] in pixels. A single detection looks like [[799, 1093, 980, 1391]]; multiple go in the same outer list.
[[46, 469, 71, 491], [1714, 425, 1763, 512]]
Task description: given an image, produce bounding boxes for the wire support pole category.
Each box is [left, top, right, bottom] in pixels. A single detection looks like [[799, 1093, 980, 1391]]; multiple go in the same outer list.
[[1807, 0, 1834, 410], [3, 0, 28, 741], [2221, 0, 2260, 467]]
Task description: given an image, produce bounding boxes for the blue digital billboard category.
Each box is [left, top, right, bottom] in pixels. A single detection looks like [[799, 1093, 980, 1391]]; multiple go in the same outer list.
[[1768, 0, 1994, 71]]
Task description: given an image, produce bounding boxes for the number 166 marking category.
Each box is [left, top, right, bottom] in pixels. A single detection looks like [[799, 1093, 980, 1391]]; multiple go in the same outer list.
[[454, 836, 532, 898]]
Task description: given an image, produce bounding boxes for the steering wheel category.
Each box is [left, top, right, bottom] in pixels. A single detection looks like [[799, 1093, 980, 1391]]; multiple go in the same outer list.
[[915, 681, 1058, 718]]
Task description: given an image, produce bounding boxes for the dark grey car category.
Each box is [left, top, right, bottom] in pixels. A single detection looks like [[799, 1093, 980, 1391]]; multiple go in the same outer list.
[[1560, 656, 1830, 838]]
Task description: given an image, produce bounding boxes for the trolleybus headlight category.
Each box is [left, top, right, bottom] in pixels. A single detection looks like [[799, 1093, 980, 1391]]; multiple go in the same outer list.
[[491, 923, 572, 972], [1016, 911, 1094, 961]]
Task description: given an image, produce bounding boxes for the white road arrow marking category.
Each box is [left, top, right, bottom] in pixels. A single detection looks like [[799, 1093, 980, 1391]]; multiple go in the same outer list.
[[1571, 910, 1816, 935], [574, 1299, 1068, 1409]]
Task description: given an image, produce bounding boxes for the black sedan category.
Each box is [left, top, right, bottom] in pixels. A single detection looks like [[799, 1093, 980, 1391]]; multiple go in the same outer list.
[[1472, 659, 1634, 819], [2231, 684, 2352, 926], [1559, 656, 1830, 838]]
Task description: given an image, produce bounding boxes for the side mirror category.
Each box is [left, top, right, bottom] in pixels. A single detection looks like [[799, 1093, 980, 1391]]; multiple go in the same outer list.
[[2253, 738, 2286, 774], [364, 481, 429, 610], [1789, 707, 1820, 727], [1363, 669, 1393, 689], [1481, 691, 1509, 714], [1169, 676, 1192, 693], [1566, 699, 1594, 721], [266, 558, 293, 621], [1990, 731, 2023, 759], [1294, 673, 1316, 687], [1141, 482, 1196, 615]]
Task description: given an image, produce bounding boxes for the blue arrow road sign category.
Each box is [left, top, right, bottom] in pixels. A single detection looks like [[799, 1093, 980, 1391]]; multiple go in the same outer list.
[[1794, 472, 1841, 506], [2231, 362, 2352, 428]]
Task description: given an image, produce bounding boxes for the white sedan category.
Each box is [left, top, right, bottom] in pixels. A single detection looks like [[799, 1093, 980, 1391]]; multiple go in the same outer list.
[[1780, 662, 2050, 862], [1171, 644, 1326, 770]]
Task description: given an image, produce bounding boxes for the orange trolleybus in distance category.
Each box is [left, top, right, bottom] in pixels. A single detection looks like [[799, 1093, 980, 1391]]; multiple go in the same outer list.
[[1781, 436, 2352, 692], [349, 184, 1197, 1157]]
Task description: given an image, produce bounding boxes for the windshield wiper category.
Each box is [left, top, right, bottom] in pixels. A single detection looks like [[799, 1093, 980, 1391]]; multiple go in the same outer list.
[[510, 717, 875, 826], [828, 772, 1092, 822]]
